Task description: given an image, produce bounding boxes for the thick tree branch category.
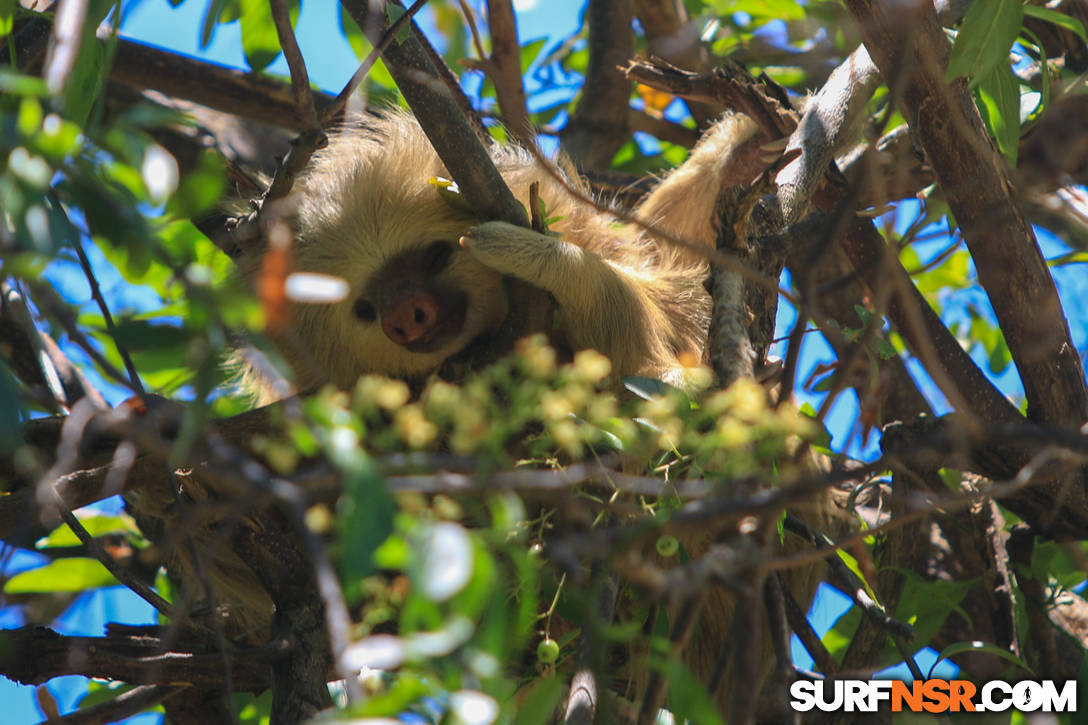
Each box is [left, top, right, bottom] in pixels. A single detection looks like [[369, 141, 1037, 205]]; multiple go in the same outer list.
[[560, 0, 633, 168], [339, 0, 525, 228], [108, 37, 334, 132], [0, 625, 273, 691], [483, 0, 533, 146], [844, 0, 1088, 430]]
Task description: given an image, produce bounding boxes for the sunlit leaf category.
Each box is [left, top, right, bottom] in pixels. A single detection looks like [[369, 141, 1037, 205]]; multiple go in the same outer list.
[[520, 37, 547, 70], [0, 0, 15, 36], [946, 0, 1023, 85], [4, 558, 119, 593], [239, 0, 295, 72], [36, 515, 139, 549], [976, 63, 1021, 166], [708, 0, 804, 21]]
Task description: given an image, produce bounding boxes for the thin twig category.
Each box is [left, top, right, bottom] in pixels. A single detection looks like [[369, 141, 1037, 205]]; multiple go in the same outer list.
[[320, 0, 431, 128], [780, 576, 838, 675], [269, 0, 320, 131], [38, 402, 177, 619], [68, 236, 145, 396], [40, 684, 184, 725]]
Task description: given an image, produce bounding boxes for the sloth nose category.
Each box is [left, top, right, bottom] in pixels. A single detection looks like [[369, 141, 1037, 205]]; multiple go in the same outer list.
[[382, 293, 440, 346]]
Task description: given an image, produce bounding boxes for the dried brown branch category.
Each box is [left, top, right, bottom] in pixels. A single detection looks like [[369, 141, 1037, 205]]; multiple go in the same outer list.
[[781, 577, 838, 675], [631, 0, 718, 128], [763, 574, 800, 725]]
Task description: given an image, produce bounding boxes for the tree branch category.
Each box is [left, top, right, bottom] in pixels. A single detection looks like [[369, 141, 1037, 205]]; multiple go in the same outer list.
[[0, 625, 273, 691], [560, 0, 633, 168], [844, 0, 1088, 430]]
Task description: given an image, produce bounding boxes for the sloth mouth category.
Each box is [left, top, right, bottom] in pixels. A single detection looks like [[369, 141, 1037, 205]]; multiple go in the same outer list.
[[402, 292, 468, 354]]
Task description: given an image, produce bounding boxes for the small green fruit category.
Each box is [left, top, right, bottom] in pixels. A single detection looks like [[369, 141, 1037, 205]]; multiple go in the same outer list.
[[537, 638, 560, 663], [656, 535, 679, 557]]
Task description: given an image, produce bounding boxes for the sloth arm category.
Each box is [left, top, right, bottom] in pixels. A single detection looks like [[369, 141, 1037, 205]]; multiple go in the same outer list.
[[461, 221, 661, 375], [634, 114, 759, 248]]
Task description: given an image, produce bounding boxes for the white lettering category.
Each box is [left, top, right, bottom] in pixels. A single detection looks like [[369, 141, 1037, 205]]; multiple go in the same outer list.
[[868, 680, 894, 711], [1040, 680, 1076, 712], [1013, 680, 1043, 711], [789, 680, 817, 712], [981, 681, 1012, 712], [844, 680, 868, 712]]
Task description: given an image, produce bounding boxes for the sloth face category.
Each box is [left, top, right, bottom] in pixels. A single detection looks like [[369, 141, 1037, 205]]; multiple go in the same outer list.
[[243, 112, 513, 391], [284, 180, 508, 388]]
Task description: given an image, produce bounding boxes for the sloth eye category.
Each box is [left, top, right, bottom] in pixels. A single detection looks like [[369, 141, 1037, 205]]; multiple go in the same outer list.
[[422, 241, 453, 275], [352, 298, 376, 322]]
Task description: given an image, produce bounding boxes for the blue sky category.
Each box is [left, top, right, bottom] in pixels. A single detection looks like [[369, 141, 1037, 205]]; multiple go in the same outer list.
[[8, 0, 1085, 719]]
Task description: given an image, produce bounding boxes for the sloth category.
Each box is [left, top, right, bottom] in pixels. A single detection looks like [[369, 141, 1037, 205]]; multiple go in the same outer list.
[[142, 110, 837, 715], [235, 109, 762, 396]]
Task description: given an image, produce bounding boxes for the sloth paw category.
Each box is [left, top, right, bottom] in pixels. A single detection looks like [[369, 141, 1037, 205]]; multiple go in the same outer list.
[[460, 221, 575, 282]]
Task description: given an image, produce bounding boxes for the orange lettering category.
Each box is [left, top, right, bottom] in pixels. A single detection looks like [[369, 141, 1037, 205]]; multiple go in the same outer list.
[[949, 680, 976, 711], [892, 680, 921, 712], [923, 679, 950, 713]]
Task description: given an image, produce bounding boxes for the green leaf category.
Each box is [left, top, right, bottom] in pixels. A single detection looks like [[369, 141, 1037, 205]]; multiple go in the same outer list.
[[336, 456, 395, 601], [385, 2, 411, 44], [520, 37, 547, 70], [929, 640, 1033, 678], [1023, 4, 1088, 42], [708, 0, 804, 21], [946, 0, 1023, 85], [886, 569, 975, 661], [664, 657, 726, 725], [0, 0, 15, 36], [913, 249, 971, 298], [36, 515, 139, 549], [165, 149, 225, 219], [4, 558, 119, 593], [338, 6, 398, 90], [622, 376, 685, 401], [352, 672, 431, 717], [823, 604, 861, 663], [62, 37, 105, 126], [976, 63, 1021, 166], [512, 677, 564, 725], [200, 0, 238, 48], [79, 682, 137, 710], [1047, 250, 1088, 267], [239, 0, 295, 72], [0, 361, 22, 456]]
